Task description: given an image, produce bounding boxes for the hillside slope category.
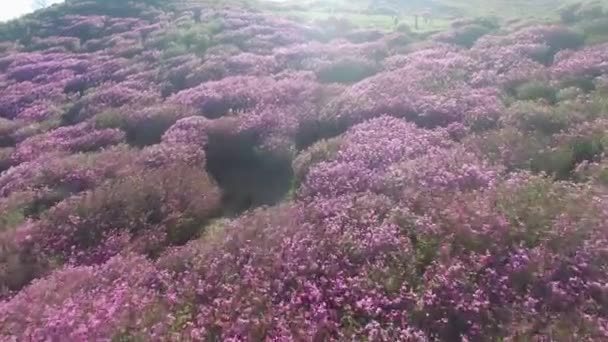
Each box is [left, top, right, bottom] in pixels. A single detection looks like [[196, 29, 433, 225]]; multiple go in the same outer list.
[[1, 0, 608, 340]]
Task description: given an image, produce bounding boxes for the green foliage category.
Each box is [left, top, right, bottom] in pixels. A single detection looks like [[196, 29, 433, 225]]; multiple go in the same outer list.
[[395, 23, 412, 34], [0, 237, 45, 296], [532, 134, 607, 179], [443, 24, 493, 48], [24, 188, 73, 219], [169, 303, 195, 334], [100, 0, 165, 6], [514, 81, 557, 103], [511, 27, 583, 65], [497, 177, 580, 248], [559, 77, 596, 92], [0, 207, 25, 233], [95, 107, 185, 147], [565, 88, 608, 120], [168, 29, 209, 56], [51, 165, 220, 258], [161, 43, 189, 59], [0, 18, 36, 44], [94, 110, 127, 130], [292, 136, 343, 188], [465, 127, 544, 171], [66, 0, 170, 17], [468, 16, 500, 30], [345, 29, 384, 43], [508, 101, 568, 135], [128, 117, 179, 147], [0, 118, 18, 139], [206, 135, 293, 216], [386, 32, 415, 48], [559, 3, 582, 23], [314, 16, 355, 39], [531, 146, 577, 179], [0, 147, 14, 173], [575, 1, 606, 21], [544, 28, 585, 52], [392, 210, 439, 287], [61, 100, 87, 126], [147, 22, 222, 58], [556, 86, 583, 101], [597, 167, 608, 185], [579, 17, 608, 44], [315, 58, 379, 84]]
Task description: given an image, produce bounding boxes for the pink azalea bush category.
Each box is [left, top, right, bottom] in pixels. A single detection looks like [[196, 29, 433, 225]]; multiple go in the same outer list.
[[321, 51, 503, 133], [1, 0, 608, 340], [10, 123, 125, 164]]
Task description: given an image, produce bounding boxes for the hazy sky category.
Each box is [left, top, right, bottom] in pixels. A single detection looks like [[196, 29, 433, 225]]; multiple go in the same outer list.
[[0, 0, 63, 22]]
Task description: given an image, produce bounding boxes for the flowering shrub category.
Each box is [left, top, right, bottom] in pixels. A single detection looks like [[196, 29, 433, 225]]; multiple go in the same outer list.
[[321, 51, 503, 132], [0, 146, 134, 199], [469, 37, 549, 87], [25, 164, 221, 265], [0, 80, 64, 120], [10, 123, 125, 164], [552, 43, 608, 81], [464, 127, 545, 171], [161, 115, 210, 147], [61, 15, 107, 40], [169, 75, 319, 118], [298, 116, 453, 200], [95, 104, 195, 146], [62, 82, 160, 124], [1, 1, 608, 340], [28, 36, 81, 52], [292, 136, 343, 186], [0, 255, 170, 340]]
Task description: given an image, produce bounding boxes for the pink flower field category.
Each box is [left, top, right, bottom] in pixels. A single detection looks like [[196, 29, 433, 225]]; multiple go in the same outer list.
[[1, 0, 608, 340]]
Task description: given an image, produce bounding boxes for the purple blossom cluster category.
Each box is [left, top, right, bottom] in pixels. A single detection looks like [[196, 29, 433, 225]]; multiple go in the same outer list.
[[1, 1, 608, 340], [323, 50, 504, 131], [299, 116, 454, 199], [168, 74, 319, 118], [0, 255, 171, 340], [65, 82, 160, 123], [0, 146, 134, 198], [552, 43, 608, 80], [21, 164, 220, 266], [10, 123, 125, 163]]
